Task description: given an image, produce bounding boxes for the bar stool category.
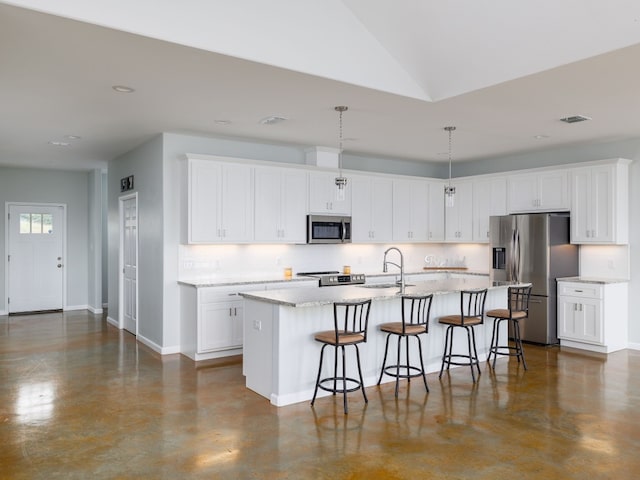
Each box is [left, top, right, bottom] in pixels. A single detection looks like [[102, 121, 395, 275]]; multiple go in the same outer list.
[[438, 289, 487, 383], [486, 284, 532, 370], [377, 294, 433, 397], [311, 299, 372, 414]]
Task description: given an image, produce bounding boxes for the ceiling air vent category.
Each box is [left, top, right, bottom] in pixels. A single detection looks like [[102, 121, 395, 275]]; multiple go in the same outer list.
[[560, 115, 592, 124]]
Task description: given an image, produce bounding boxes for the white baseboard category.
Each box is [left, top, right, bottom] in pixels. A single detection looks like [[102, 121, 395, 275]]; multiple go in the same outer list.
[[106, 316, 119, 327], [627, 342, 640, 351], [137, 334, 180, 355], [64, 304, 88, 311], [0, 309, 7, 316], [87, 306, 104, 314]]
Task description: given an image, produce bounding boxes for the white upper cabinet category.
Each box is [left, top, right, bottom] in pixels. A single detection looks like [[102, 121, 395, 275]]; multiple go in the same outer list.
[[351, 175, 393, 243], [444, 181, 473, 242], [392, 178, 429, 242], [508, 170, 569, 212], [472, 176, 507, 242], [188, 159, 253, 243], [254, 167, 307, 243], [426, 180, 445, 242], [570, 160, 629, 244], [308, 171, 351, 215]]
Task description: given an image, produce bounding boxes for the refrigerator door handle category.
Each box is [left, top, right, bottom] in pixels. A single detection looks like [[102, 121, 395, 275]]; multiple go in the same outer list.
[[510, 228, 520, 282]]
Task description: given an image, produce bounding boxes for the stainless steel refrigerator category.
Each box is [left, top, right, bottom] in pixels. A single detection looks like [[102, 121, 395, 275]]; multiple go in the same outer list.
[[490, 213, 579, 345]]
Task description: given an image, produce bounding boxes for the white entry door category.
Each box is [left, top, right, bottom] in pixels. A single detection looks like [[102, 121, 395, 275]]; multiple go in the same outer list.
[[120, 196, 138, 334], [8, 204, 65, 313]]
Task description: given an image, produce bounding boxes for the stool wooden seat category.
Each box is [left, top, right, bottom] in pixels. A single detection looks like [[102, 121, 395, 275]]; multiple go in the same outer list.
[[438, 289, 487, 383], [311, 299, 372, 414], [377, 294, 433, 397], [486, 284, 532, 370]]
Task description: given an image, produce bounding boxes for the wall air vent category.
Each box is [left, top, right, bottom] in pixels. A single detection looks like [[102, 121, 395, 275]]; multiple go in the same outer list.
[[560, 115, 592, 124]]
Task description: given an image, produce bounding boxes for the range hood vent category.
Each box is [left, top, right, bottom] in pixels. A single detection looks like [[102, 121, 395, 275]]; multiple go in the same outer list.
[[305, 146, 339, 168], [560, 115, 592, 124]]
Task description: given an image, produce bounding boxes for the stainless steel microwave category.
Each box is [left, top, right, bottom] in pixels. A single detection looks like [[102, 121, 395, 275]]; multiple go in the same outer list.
[[307, 215, 351, 244]]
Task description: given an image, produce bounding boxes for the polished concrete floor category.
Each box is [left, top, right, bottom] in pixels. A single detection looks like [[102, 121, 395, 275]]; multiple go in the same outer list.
[[2, 310, 640, 479]]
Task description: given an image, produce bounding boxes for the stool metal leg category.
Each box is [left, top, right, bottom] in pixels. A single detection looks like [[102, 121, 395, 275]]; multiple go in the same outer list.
[[439, 325, 453, 378], [465, 326, 476, 383], [488, 317, 499, 365], [470, 325, 481, 378], [377, 333, 392, 385], [341, 345, 348, 414], [395, 335, 402, 397], [354, 344, 368, 404], [416, 335, 429, 392], [491, 318, 503, 369], [514, 320, 528, 370], [311, 344, 327, 406]]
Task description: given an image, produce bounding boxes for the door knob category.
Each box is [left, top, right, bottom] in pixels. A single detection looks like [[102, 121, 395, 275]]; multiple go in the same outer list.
[[57, 264, 63, 268]]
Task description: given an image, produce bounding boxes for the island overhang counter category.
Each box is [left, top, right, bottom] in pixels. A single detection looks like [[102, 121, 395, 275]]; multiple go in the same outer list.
[[240, 277, 514, 407]]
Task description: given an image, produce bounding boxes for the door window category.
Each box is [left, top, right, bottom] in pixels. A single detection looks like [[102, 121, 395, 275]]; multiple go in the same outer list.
[[19, 213, 54, 234]]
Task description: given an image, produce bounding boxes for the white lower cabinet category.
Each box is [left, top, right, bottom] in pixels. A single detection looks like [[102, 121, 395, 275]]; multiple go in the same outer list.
[[557, 280, 628, 353], [199, 300, 243, 352], [180, 284, 262, 361]]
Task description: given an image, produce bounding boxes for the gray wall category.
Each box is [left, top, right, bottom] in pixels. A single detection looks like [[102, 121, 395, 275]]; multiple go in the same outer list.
[[0, 166, 90, 312], [101, 171, 108, 305], [108, 136, 164, 347], [87, 169, 103, 312]]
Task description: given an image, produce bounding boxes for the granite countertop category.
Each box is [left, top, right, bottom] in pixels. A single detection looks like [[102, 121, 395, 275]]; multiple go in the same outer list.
[[178, 269, 488, 288], [239, 277, 517, 308], [556, 276, 629, 285], [178, 275, 314, 288]]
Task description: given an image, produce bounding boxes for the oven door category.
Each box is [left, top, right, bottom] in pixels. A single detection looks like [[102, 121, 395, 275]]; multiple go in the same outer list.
[[307, 215, 351, 244]]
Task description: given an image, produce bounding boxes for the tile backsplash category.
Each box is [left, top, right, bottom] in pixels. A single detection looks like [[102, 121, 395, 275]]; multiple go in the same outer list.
[[178, 242, 492, 280]]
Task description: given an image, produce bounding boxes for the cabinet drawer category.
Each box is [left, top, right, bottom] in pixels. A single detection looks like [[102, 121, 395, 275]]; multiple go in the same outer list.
[[199, 284, 264, 303], [558, 282, 603, 299]]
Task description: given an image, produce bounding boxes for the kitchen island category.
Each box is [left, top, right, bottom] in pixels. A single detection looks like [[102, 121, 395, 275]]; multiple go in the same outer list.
[[240, 277, 514, 406]]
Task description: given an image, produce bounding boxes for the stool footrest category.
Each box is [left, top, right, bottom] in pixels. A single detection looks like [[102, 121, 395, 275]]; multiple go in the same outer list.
[[442, 353, 479, 367], [382, 364, 424, 380], [317, 376, 363, 395], [490, 345, 521, 357]]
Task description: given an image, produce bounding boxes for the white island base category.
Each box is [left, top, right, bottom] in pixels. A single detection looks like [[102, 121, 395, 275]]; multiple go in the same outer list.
[[241, 280, 510, 407]]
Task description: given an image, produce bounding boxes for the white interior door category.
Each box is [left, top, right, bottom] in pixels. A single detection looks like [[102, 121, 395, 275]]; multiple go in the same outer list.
[[7, 204, 64, 313], [120, 196, 138, 334]]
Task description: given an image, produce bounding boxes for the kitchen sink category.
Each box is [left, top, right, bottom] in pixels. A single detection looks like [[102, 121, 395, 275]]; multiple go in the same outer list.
[[359, 283, 415, 289]]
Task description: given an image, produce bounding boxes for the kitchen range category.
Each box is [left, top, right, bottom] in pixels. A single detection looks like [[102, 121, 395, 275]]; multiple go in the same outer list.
[[296, 270, 365, 287]]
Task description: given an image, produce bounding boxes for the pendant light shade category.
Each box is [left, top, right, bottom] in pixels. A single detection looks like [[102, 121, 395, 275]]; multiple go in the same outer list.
[[335, 106, 348, 201], [444, 126, 456, 208]]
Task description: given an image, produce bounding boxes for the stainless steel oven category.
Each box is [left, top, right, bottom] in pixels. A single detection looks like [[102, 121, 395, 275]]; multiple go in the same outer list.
[[306, 215, 351, 244]]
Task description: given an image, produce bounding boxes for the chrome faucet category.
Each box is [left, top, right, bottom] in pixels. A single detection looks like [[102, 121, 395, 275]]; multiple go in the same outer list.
[[383, 246, 405, 293]]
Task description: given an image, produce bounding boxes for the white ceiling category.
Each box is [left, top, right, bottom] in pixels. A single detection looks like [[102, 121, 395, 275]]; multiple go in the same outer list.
[[2, 0, 640, 171]]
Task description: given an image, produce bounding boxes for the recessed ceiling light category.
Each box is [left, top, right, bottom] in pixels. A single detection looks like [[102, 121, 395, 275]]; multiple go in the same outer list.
[[259, 115, 288, 125], [534, 135, 550, 139], [214, 120, 231, 126], [560, 115, 591, 124], [112, 85, 135, 93], [64, 135, 81, 140], [48, 140, 71, 147]]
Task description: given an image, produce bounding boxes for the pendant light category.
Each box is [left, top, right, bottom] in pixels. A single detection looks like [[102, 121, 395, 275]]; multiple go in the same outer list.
[[444, 126, 456, 208], [334, 106, 348, 201]]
